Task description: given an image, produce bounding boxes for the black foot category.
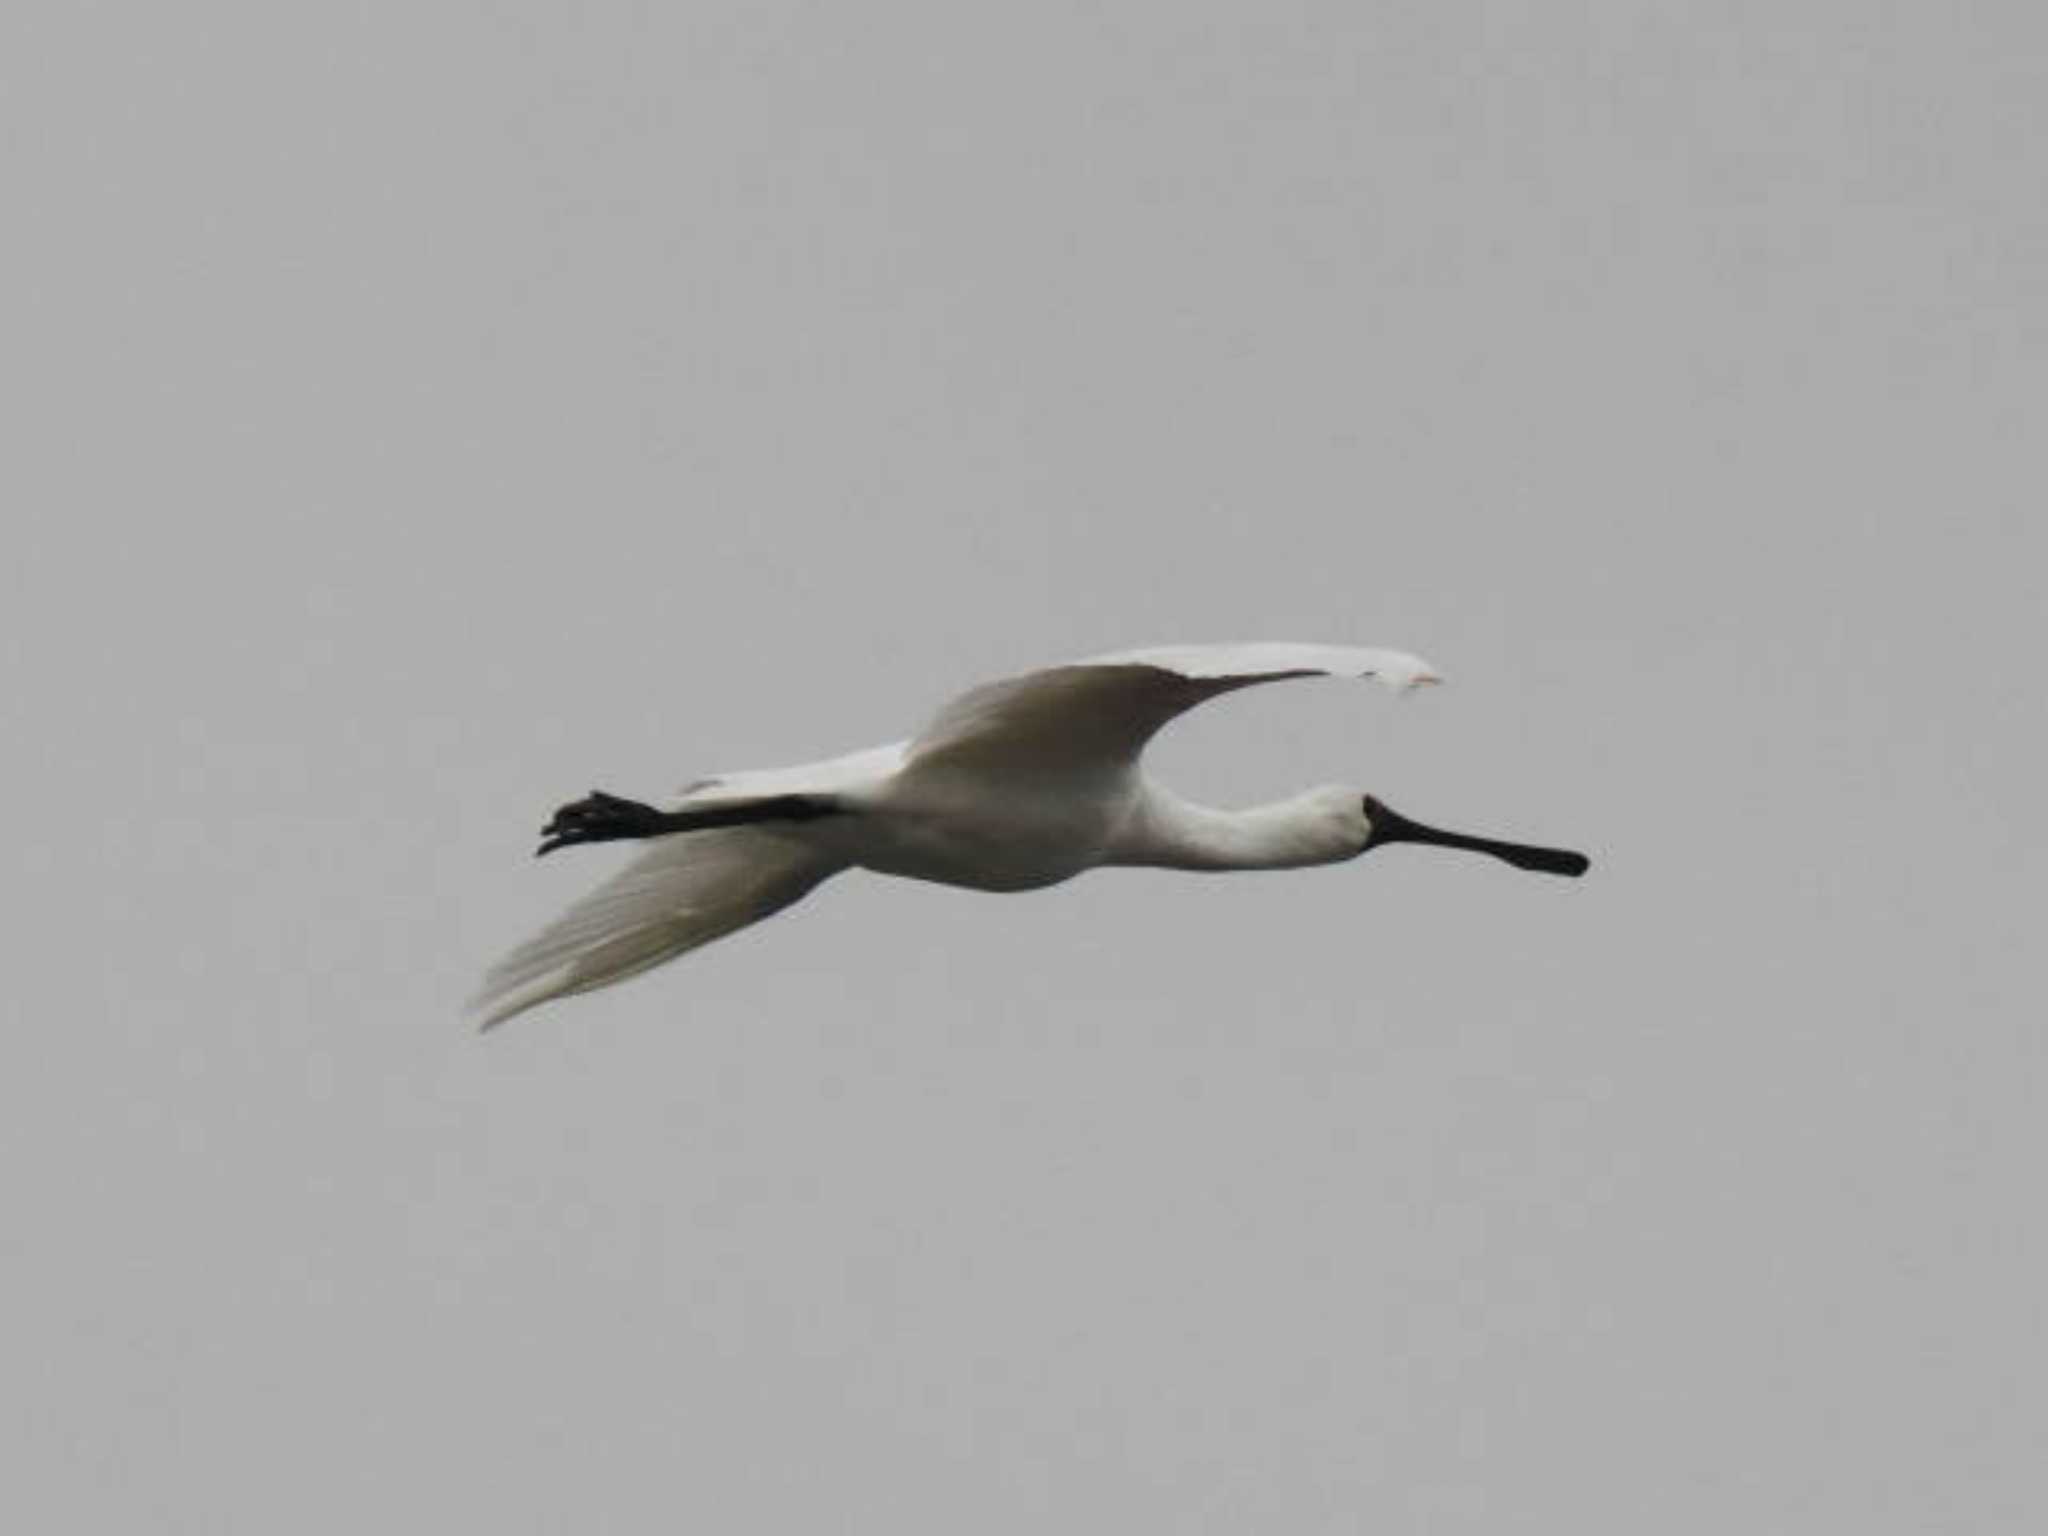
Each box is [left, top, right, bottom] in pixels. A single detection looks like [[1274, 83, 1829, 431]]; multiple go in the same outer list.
[[536, 790, 669, 857]]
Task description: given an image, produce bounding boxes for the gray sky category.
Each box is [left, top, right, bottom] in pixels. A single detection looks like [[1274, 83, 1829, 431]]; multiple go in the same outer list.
[[6, 2, 2044, 1530]]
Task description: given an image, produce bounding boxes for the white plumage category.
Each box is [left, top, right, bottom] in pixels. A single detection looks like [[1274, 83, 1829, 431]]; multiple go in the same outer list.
[[473, 642, 1585, 1030]]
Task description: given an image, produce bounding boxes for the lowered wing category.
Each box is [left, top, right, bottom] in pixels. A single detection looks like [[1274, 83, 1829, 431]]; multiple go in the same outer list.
[[471, 826, 845, 1031]]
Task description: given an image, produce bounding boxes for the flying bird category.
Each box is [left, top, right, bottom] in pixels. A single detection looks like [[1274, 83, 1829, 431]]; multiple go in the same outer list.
[[473, 642, 1588, 1030]]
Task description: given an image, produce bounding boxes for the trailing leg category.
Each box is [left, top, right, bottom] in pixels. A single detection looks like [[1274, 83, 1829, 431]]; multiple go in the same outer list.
[[535, 789, 840, 856]]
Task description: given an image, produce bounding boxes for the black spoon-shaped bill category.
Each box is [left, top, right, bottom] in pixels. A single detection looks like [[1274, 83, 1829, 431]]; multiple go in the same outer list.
[[1362, 796, 1590, 877]]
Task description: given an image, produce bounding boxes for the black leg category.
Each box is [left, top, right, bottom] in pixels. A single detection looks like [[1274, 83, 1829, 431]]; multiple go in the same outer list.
[[536, 790, 671, 856], [535, 789, 842, 856]]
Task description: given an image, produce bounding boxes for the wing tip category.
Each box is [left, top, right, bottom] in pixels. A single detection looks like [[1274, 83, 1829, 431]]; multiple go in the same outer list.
[[1393, 662, 1446, 692], [1364, 653, 1444, 693], [468, 970, 572, 1034]]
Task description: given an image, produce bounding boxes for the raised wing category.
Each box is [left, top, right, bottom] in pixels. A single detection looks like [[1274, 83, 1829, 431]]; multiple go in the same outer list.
[[904, 641, 1441, 784], [471, 827, 844, 1031]]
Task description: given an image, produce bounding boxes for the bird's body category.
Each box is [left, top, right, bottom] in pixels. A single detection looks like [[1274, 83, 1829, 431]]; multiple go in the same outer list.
[[847, 766, 1122, 891], [474, 642, 1587, 1030]]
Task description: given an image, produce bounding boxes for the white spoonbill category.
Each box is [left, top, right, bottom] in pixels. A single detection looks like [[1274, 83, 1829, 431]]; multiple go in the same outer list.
[[473, 642, 1588, 1030]]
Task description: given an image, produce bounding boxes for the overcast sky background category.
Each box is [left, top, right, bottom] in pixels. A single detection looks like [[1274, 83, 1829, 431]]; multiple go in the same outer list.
[[6, 2, 2044, 1530]]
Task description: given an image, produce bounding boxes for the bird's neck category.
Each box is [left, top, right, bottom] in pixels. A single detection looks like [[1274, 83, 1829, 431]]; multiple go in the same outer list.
[[1110, 784, 1362, 872]]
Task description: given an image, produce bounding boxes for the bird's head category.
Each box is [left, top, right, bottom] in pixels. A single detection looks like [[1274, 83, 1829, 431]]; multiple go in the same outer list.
[[1288, 784, 1377, 857]]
